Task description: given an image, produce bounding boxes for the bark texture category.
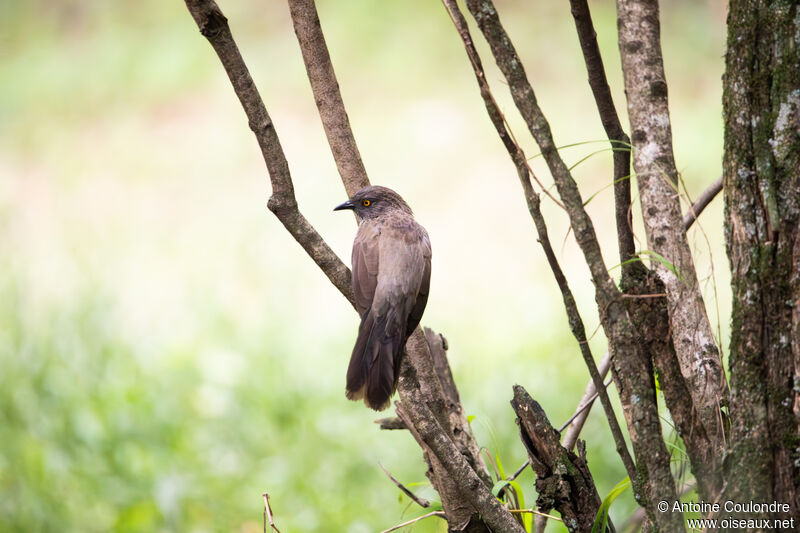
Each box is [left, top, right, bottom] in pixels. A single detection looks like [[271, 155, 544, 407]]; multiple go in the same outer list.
[[184, 2, 508, 530], [511, 386, 604, 533], [464, 2, 682, 529], [723, 0, 800, 520], [616, 0, 729, 447], [287, 0, 370, 196]]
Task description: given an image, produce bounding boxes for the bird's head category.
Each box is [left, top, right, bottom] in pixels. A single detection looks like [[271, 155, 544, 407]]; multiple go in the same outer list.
[[333, 185, 413, 220]]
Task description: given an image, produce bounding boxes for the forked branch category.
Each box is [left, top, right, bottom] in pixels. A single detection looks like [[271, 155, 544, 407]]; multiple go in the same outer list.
[[184, 1, 503, 530], [183, 0, 354, 307]]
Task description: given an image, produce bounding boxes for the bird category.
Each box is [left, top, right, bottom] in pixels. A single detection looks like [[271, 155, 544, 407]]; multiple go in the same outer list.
[[334, 185, 432, 411]]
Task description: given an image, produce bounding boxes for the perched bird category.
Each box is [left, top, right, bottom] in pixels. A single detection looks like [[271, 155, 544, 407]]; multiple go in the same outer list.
[[334, 185, 432, 411]]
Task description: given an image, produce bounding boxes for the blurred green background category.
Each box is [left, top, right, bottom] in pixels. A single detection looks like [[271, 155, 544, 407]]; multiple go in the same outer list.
[[0, 0, 729, 531]]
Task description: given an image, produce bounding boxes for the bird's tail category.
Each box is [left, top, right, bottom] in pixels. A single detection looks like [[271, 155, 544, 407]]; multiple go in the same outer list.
[[346, 309, 404, 411]]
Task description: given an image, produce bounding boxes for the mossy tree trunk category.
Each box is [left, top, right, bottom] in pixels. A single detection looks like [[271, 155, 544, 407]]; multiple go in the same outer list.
[[723, 0, 800, 519]]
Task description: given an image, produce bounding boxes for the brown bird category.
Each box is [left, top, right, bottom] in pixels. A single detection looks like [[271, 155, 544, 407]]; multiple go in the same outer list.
[[334, 185, 432, 411]]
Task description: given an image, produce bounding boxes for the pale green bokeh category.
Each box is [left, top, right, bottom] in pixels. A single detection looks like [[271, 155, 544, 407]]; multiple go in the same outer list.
[[0, 1, 729, 531]]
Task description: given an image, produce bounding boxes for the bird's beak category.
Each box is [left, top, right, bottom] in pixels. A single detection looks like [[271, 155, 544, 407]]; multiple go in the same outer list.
[[333, 200, 355, 212]]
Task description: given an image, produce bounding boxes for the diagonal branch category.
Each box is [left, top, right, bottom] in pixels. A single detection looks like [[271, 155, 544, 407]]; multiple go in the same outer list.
[[380, 463, 430, 508], [682, 176, 723, 231], [287, 0, 370, 196], [184, 0, 354, 308]]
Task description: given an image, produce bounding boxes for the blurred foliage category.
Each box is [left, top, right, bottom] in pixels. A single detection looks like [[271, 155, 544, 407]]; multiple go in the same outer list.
[[1, 0, 728, 531]]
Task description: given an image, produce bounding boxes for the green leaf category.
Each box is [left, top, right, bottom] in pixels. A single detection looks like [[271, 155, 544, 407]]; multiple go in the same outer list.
[[492, 480, 510, 498], [636, 250, 686, 284], [592, 476, 631, 533], [568, 147, 631, 172], [527, 139, 632, 161], [583, 174, 633, 207], [496, 454, 507, 480], [507, 480, 532, 531]]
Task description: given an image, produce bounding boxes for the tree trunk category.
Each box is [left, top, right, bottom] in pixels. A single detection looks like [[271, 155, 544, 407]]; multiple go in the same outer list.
[[723, 0, 800, 519]]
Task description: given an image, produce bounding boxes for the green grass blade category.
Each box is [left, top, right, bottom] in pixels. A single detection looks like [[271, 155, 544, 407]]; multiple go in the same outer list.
[[592, 476, 631, 533]]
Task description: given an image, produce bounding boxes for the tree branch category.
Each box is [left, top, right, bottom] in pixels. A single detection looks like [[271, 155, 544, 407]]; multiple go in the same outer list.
[[561, 350, 612, 450], [526, 193, 637, 481], [286, 0, 370, 196], [511, 386, 604, 533], [380, 463, 430, 508], [183, 0, 355, 308], [442, 0, 636, 487], [185, 2, 502, 529], [682, 176, 723, 231], [462, 1, 682, 527], [568, 0, 636, 270], [615, 0, 728, 439]]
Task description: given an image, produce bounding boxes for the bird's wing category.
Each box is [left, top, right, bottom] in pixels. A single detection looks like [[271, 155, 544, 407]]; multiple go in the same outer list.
[[372, 222, 428, 328], [351, 220, 381, 317], [405, 228, 431, 337]]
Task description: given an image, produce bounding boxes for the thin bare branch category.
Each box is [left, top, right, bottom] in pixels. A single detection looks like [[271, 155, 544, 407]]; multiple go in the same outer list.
[[380, 463, 430, 508], [286, 0, 369, 196], [379, 511, 446, 533], [568, 0, 636, 269], [527, 191, 636, 481], [508, 508, 563, 521], [262, 493, 282, 533], [439, 0, 565, 211], [561, 372, 613, 438], [682, 176, 723, 231]]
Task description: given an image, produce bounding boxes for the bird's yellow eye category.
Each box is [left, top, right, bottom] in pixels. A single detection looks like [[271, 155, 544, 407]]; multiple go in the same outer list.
[[362, 199, 371, 207]]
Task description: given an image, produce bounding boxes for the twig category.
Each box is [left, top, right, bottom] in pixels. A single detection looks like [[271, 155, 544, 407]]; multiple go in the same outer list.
[[286, 0, 369, 197], [507, 458, 530, 482], [508, 508, 563, 521], [262, 493, 282, 533], [559, 375, 613, 434], [379, 510, 446, 533], [379, 463, 430, 508], [682, 176, 723, 231], [439, 0, 566, 211], [375, 417, 406, 430], [621, 293, 666, 299], [525, 191, 636, 482]]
